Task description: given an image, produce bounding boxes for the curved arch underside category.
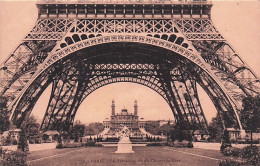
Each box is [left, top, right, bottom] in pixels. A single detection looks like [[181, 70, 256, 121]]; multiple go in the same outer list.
[[11, 42, 240, 132]]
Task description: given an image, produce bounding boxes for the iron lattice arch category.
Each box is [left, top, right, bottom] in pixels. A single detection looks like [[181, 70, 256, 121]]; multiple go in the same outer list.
[[0, 0, 259, 133]]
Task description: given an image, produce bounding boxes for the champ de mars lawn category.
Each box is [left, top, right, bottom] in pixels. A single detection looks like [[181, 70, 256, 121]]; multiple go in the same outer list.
[[27, 146, 224, 166]]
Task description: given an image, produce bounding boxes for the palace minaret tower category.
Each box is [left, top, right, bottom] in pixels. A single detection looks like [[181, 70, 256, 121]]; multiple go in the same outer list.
[[134, 100, 138, 116], [111, 100, 115, 116]]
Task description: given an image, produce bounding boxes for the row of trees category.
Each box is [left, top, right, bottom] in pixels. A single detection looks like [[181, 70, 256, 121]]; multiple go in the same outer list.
[[207, 95, 260, 143], [68, 121, 104, 141], [1, 95, 259, 145], [84, 122, 104, 135], [145, 121, 175, 136], [144, 95, 260, 143], [145, 121, 193, 142]]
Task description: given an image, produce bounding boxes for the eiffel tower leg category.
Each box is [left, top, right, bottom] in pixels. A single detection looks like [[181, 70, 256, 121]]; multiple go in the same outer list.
[[171, 77, 208, 131], [190, 64, 240, 129], [175, 17, 259, 134], [40, 61, 93, 132], [3, 2, 259, 137], [62, 62, 90, 130], [156, 66, 192, 128], [0, 40, 56, 98], [11, 66, 56, 127], [40, 61, 80, 132], [186, 80, 208, 130], [177, 65, 208, 131], [66, 82, 88, 127], [170, 80, 195, 128]]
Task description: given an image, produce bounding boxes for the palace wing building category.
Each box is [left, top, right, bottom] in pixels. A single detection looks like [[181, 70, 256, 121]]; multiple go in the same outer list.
[[103, 100, 147, 136]]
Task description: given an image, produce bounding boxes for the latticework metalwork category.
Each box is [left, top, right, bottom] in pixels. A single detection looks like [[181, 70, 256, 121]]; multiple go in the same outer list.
[[1, 0, 259, 134]]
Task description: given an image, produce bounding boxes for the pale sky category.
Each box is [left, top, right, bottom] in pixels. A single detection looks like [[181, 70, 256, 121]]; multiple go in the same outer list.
[[0, 1, 259, 125]]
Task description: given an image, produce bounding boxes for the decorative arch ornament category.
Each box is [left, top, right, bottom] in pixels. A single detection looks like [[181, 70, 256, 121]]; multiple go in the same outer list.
[[10, 36, 242, 132], [1, 1, 259, 135]]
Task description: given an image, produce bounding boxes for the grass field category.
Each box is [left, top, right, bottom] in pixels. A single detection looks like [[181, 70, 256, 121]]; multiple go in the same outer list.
[[27, 146, 224, 166]]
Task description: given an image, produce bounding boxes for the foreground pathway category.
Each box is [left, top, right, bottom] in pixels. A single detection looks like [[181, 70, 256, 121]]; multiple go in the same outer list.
[[27, 146, 224, 166]]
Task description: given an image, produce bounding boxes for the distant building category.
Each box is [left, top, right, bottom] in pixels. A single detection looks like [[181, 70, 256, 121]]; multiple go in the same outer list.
[[146, 120, 175, 127], [226, 128, 240, 141], [103, 100, 145, 132], [227, 128, 260, 143], [193, 130, 209, 141], [9, 129, 21, 141], [101, 100, 165, 138], [42, 130, 59, 142], [0, 129, 21, 145]]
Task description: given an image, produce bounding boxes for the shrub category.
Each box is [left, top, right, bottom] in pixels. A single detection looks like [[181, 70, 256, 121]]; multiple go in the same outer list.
[[231, 147, 242, 157], [146, 143, 164, 146], [3, 136, 11, 146], [29, 140, 35, 144], [222, 147, 242, 157], [56, 144, 63, 149], [1, 149, 27, 166], [219, 158, 246, 166], [173, 140, 189, 148], [222, 147, 233, 156], [187, 141, 193, 148], [166, 141, 174, 147], [220, 146, 260, 166], [35, 138, 42, 144], [247, 155, 260, 166], [12, 140, 18, 145], [220, 143, 232, 153], [56, 135, 63, 149], [84, 142, 103, 147], [240, 145, 259, 158], [129, 138, 143, 142], [104, 137, 119, 142], [241, 145, 260, 166]]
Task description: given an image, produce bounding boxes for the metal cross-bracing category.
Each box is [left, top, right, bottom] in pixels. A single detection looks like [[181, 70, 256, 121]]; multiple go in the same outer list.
[[10, 41, 240, 132], [175, 19, 224, 40], [25, 19, 74, 40], [40, 61, 81, 131], [0, 41, 55, 101], [11, 66, 55, 126], [171, 75, 208, 130], [1, 0, 259, 135], [175, 18, 260, 108]]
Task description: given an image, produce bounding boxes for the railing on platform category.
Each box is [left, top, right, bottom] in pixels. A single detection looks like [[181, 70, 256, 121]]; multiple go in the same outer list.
[[37, 0, 211, 5]]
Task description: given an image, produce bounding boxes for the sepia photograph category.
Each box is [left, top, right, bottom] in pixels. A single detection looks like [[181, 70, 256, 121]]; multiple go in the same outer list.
[[0, 0, 259, 165]]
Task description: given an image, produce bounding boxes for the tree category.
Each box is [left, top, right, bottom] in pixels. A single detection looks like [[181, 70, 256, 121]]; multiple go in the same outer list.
[[56, 135, 63, 149], [25, 115, 41, 142], [18, 125, 29, 152], [160, 122, 175, 142], [220, 129, 231, 152], [84, 122, 104, 135], [240, 95, 260, 146], [208, 113, 224, 142], [70, 124, 85, 142], [160, 123, 174, 135], [145, 121, 160, 135], [0, 96, 10, 134]]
